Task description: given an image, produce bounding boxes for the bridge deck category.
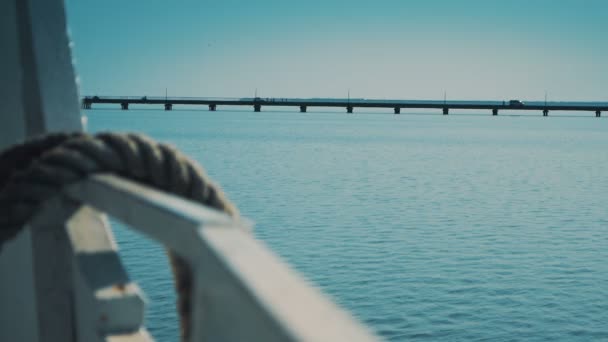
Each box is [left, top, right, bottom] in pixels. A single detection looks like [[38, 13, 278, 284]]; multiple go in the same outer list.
[[81, 96, 608, 113]]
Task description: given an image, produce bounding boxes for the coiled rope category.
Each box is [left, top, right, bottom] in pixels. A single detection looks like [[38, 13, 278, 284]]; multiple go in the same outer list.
[[0, 132, 238, 340]]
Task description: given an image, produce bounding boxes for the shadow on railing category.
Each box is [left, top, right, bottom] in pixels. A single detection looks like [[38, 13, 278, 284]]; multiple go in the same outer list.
[[41, 174, 378, 341]]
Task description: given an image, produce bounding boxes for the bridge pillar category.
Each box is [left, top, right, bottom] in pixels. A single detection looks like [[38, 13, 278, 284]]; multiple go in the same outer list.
[[81, 101, 91, 109], [347, 106, 353, 114], [121, 102, 129, 110], [596, 110, 601, 117], [543, 109, 549, 116], [394, 107, 400, 114], [443, 108, 449, 115], [492, 108, 498, 116], [300, 106, 307, 113], [254, 104, 261, 112], [209, 104, 217, 111], [164, 103, 172, 111]]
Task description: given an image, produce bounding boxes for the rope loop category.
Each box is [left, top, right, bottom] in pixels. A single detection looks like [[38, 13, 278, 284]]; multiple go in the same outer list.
[[0, 132, 238, 340]]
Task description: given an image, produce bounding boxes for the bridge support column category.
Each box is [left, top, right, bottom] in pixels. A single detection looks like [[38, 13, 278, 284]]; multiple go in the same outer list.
[[492, 108, 498, 116], [300, 106, 307, 113], [596, 110, 601, 117], [254, 104, 261, 112], [347, 106, 353, 114], [543, 109, 549, 117], [81, 102, 91, 109], [394, 107, 400, 114], [164, 103, 172, 111], [121, 102, 129, 110], [443, 108, 449, 115], [209, 104, 216, 111]]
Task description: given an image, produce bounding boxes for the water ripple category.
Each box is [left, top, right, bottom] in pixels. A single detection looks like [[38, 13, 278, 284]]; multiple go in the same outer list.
[[90, 111, 608, 341]]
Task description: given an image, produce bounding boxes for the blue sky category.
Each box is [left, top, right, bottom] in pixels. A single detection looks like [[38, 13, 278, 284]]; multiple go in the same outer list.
[[65, 0, 607, 101]]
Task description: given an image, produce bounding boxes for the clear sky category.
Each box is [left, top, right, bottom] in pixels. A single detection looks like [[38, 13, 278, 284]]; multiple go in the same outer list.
[[65, 0, 607, 101]]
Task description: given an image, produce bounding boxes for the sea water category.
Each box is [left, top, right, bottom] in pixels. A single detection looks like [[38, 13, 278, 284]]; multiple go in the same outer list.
[[87, 108, 608, 341]]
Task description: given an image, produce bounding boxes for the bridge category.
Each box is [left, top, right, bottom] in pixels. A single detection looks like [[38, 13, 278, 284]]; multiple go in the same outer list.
[[81, 96, 608, 117]]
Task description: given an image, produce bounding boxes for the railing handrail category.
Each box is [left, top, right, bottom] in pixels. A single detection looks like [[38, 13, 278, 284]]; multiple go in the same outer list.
[[59, 174, 378, 342]]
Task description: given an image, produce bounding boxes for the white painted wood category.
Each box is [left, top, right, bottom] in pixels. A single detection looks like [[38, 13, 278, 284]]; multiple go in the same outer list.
[[66, 206, 150, 341], [1, 1, 98, 340], [65, 174, 240, 263], [106, 329, 155, 342], [0, 229, 39, 342], [192, 227, 377, 342], [65, 175, 379, 342], [0, 2, 37, 340], [0, 0, 26, 148], [17, 0, 82, 134], [27, 198, 81, 341]]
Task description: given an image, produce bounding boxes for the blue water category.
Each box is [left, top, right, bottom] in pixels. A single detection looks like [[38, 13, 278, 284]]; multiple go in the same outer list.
[[88, 109, 608, 341]]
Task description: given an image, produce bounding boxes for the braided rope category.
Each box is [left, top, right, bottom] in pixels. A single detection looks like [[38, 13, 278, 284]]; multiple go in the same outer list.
[[0, 132, 238, 340]]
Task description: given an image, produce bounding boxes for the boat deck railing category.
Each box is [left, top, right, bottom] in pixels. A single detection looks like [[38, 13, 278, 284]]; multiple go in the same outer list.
[[32, 174, 376, 341]]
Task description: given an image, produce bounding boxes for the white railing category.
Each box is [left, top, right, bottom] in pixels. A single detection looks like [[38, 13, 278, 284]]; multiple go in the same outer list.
[[33, 174, 378, 341]]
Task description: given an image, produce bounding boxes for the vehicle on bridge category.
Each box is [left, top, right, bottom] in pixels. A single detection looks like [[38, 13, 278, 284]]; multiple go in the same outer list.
[[509, 99, 524, 107]]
